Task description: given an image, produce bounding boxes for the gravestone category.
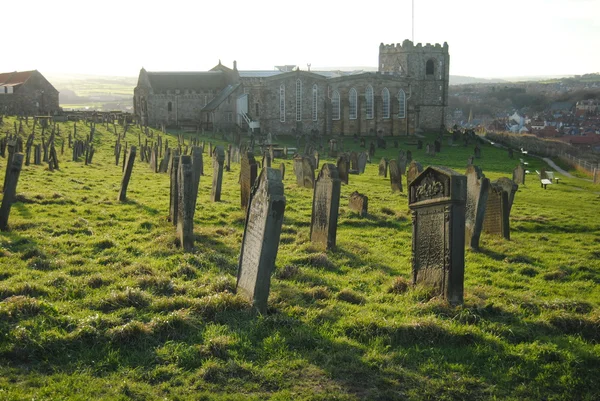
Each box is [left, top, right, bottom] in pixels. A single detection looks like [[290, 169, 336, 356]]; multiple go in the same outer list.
[[350, 151, 359, 172], [394, 140, 399, 148], [474, 145, 481, 159], [406, 160, 423, 188], [406, 150, 412, 164], [482, 183, 510, 240], [357, 152, 367, 174], [398, 151, 407, 175], [191, 146, 203, 208], [464, 165, 490, 250], [241, 152, 258, 211], [360, 138, 365, 148], [425, 143, 433, 155], [310, 164, 341, 250], [336, 154, 349, 185], [494, 177, 518, 214], [177, 155, 195, 251], [388, 160, 403, 193], [512, 164, 525, 185], [168, 154, 180, 225], [262, 153, 272, 168], [225, 144, 232, 172], [417, 140, 423, 149], [236, 168, 286, 314], [434, 140, 441, 153], [348, 191, 368, 216], [211, 146, 225, 202], [378, 158, 388, 178], [0, 153, 24, 231], [279, 163, 285, 180], [328, 139, 338, 158], [313, 150, 320, 170], [408, 166, 466, 305], [293, 155, 315, 188], [467, 155, 474, 165], [118, 146, 136, 202], [369, 142, 376, 157]]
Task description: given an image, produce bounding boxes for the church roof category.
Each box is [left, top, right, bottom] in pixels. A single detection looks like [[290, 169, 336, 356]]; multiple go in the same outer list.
[[0, 70, 35, 86], [146, 71, 226, 91]]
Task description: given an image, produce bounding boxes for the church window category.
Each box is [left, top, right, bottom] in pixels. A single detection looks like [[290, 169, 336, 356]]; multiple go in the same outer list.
[[426, 59, 434, 76], [398, 89, 406, 119], [312, 84, 318, 121], [382, 88, 390, 119], [349, 88, 357, 120], [279, 84, 285, 122], [365, 85, 374, 119], [255, 103, 260, 117], [296, 79, 302, 121], [332, 90, 340, 120], [168, 101, 172, 112]]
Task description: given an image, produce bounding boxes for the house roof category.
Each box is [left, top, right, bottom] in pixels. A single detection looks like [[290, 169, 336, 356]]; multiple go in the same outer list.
[[0, 70, 35, 86], [202, 83, 241, 111], [559, 135, 600, 145], [146, 71, 226, 91]]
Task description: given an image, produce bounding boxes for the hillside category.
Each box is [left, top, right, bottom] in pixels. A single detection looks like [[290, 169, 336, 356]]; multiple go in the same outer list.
[[0, 120, 599, 400]]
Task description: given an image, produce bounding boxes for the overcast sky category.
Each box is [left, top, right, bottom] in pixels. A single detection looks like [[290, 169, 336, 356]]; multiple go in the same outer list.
[[2, 0, 598, 78]]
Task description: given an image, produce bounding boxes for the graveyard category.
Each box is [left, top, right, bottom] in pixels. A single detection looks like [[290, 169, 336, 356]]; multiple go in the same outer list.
[[0, 116, 599, 400]]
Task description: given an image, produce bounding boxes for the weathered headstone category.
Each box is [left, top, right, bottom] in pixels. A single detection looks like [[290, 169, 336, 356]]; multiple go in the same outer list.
[[313, 150, 320, 170], [369, 142, 375, 157], [293, 155, 315, 188], [434, 140, 441, 153], [225, 144, 232, 172], [467, 155, 474, 165], [169, 154, 180, 225], [177, 155, 195, 251], [512, 164, 525, 185], [279, 163, 285, 180], [262, 152, 271, 168], [350, 151, 358, 172], [211, 146, 225, 202], [464, 165, 490, 250], [482, 183, 510, 240], [389, 160, 403, 193], [236, 168, 286, 314], [0, 153, 24, 231], [378, 158, 388, 178], [241, 152, 258, 212], [118, 146, 136, 202], [406, 160, 424, 188], [348, 191, 368, 216], [494, 177, 518, 214], [328, 139, 338, 158], [358, 152, 367, 174], [310, 164, 341, 250], [408, 166, 466, 305], [191, 146, 203, 207], [398, 150, 407, 175], [337, 154, 349, 185]]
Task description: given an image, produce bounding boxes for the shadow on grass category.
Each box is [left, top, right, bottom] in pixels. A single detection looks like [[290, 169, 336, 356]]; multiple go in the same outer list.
[[121, 199, 160, 215]]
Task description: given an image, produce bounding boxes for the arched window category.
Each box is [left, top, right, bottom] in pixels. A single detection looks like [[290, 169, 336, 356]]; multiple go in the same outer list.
[[365, 85, 374, 119], [398, 89, 406, 119], [349, 88, 357, 120], [296, 79, 302, 121], [312, 84, 318, 121], [382, 88, 390, 119], [426, 60, 434, 76], [332, 90, 340, 120], [168, 101, 172, 112], [279, 84, 285, 122]]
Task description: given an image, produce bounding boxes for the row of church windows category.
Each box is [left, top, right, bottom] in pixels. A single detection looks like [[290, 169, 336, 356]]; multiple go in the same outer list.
[[279, 81, 406, 122]]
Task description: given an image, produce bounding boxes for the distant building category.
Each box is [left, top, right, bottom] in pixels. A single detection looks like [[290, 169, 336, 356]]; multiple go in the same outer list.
[[134, 39, 450, 136], [0, 70, 59, 115]]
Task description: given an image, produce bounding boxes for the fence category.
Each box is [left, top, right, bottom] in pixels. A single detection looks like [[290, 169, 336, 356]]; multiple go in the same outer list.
[[558, 152, 599, 177]]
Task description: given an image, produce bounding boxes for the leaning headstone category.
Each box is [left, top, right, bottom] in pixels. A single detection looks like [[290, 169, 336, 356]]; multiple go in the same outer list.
[[279, 163, 285, 180], [236, 168, 286, 314], [464, 165, 490, 250], [191, 146, 203, 207], [211, 146, 225, 202], [240, 152, 259, 211], [378, 158, 388, 178], [169, 154, 180, 225], [388, 160, 403, 193], [336, 154, 349, 185], [0, 153, 24, 231], [310, 164, 341, 250], [406, 160, 423, 188], [118, 146, 136, 202], [408, 166, 466, 305], [177, 155, 195, 251], [348, 191, 368, 217], [482, 183, 510, 240], [494, 177, 518, 214], [357, 152, 367, 174], [512, 164, 526, 185]]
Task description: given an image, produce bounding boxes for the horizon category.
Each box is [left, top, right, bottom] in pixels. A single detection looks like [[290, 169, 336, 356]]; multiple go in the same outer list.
[[2, 0, 598, 79]]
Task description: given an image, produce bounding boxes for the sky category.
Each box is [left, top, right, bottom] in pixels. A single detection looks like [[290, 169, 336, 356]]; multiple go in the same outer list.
[[2, 0, 599, 79]]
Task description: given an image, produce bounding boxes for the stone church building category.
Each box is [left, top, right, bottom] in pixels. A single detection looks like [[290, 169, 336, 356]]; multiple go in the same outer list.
[[134, 39, 449, 136], [0, 70, 60, 115]]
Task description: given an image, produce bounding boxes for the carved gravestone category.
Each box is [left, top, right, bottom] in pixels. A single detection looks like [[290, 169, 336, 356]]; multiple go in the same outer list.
[[494, 177, 518, 214], [236, 168, 286, 314], [417, 140, 423, 149], [398, 151, 407, 175], [310, 164, 341, 250], [348, 191, 368, 217], [337, 154, 349, 185], [349, 151, 358, 172], [474, 145, 481, 159], [293, 155, 315, 188], [465, 165, 490, 250], [241, 152, 258, 212], [211, 146, 225, 202], [512, 164, 526, 185], [358, 152, 367, 174], [406, 160, 424, 188], [508, 148, 514, 159], [379, 158, 388, 178], [177, 155, 195, 251], [482, 183, 510, 240], [389, 160, 403, 193], [408, 166, 466, 305], [434, 140, 441, 153]]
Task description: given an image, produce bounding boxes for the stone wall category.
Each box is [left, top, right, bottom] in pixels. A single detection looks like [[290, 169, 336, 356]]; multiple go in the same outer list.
[[0, 71, 59, 115]]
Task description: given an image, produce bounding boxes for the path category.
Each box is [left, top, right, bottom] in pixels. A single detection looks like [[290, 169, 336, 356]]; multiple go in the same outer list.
[[542, 157, 575, 178]]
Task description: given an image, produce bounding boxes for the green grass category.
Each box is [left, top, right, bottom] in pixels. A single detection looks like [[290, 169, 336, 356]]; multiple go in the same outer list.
[[0, 118, 599, 400]]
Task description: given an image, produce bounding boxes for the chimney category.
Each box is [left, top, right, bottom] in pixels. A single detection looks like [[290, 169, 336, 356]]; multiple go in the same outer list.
[[233, 60, 237, 71]]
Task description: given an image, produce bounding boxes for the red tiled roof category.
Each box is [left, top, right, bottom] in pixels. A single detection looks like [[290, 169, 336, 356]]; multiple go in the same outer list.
[[558, 135, 600, 145], [0, 70, 35, 85]]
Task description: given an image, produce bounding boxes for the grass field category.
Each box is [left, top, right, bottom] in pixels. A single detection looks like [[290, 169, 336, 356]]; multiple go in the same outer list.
[[0, 117, 599, 400]]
